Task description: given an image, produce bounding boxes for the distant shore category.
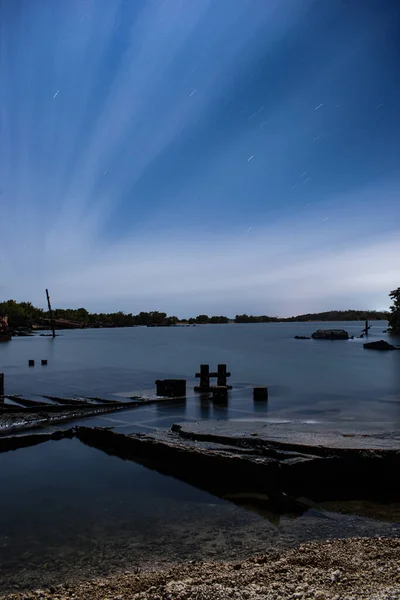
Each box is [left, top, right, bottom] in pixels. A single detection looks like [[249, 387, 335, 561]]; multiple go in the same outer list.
[[9, 316, 390, 336], [1, 299, 390, 332]]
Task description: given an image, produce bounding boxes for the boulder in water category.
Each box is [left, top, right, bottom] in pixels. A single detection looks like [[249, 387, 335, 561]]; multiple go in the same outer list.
[[294, 335, 311, 340], [311, 329, 349, 340], [363, 340, 397, 350]]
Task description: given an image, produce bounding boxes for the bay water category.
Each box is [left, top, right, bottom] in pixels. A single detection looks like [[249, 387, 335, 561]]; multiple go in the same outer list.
[[0, 322, 399, 591]]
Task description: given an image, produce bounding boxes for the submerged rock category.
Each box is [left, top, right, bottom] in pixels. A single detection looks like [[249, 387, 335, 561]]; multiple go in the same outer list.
[[363, 339, 397, 350], [311, 329, 349, 340], [294, 335, 311, 339]]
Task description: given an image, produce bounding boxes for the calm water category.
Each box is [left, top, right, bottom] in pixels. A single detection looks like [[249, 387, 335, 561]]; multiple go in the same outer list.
[[0, 436, 399, 592], [1, 321, 400, 429], [0, 323, 399, 591]]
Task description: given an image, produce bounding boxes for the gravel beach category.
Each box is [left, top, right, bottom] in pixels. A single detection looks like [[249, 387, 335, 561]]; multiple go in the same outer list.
[[2, 537, 399, 600]]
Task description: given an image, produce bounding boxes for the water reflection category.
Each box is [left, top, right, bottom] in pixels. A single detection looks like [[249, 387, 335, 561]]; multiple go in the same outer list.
[[199, 396, 211, 418], [0, 434, 399, 593], [1, 323, 399, 430], [155, 398, 187, 413], [253, 400, 269, 414]]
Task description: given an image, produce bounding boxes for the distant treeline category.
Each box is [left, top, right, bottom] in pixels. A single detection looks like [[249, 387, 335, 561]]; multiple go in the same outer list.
[[181, 310, 389, 324], [0, 300, 390, 330], [0, 300, 178, 329], [185, 315, 230, 324], [234, 314, 279, 323], [282, 310, 389, 322]]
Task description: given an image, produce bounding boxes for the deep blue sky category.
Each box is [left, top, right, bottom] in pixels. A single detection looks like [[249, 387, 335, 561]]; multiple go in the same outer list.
[[1, 0, 399, 316]]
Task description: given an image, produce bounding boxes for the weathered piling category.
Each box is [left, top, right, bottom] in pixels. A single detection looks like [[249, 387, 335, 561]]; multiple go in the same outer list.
[[211, 387, 229, 403], [28, 359, 35, 367], [45, 288, 56, 338], [41, 359, 48, 366], [195, 364, 232, 392], [0, 373, 4, 399], [217, 364, 231, 387], [194, 364, 210, 391], [155, 379, 186, 398], [253, 387, 268, 401]]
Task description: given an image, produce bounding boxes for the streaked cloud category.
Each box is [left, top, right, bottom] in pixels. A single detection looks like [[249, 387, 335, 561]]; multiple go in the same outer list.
[[1, 0, 399, 314]]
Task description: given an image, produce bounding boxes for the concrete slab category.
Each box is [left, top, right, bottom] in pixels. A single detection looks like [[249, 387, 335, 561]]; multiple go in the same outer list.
[[176, 420, 400, 451]]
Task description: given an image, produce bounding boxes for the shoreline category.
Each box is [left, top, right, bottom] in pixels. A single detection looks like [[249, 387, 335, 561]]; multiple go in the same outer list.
[[1, 537, 399, 600], [6, 317, 394, 336]]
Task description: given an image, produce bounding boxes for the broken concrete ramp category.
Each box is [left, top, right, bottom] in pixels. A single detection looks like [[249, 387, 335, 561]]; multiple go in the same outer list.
[[75, 420, 400, 506]]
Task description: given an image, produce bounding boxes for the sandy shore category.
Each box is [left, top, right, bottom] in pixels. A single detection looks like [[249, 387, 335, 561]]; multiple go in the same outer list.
[[2, 538, 398, 600]]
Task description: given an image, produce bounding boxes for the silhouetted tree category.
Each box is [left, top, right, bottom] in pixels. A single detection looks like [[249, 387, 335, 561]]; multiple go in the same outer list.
[[209, 316, 229, 324], [388, 288, 400, 334], [195, 314, 210, 324], [0, 299, 43, 328], [235, 314, 278, 323]]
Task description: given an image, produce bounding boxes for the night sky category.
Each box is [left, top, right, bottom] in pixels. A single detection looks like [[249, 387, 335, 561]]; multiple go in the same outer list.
[[1, 0, 399, 316]]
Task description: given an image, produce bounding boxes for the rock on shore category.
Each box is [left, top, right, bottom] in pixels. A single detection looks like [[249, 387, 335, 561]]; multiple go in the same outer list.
[[2, 538, 399, 600], [363, 340, 397, 350]]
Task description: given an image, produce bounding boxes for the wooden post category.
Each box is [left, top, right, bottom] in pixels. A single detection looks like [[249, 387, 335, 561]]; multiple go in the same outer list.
[[195, 364, 210, 391], [253, 387, 268, 401], [195, 364, 232, 391], [217, 364, 232, 386], [46, 289, 56, 338], [365, 320, 369, 336], [155, 379, 186, 397], [199, 364, 210, 388], [0, 373, 4, 400], [212, 387, 228, 403]]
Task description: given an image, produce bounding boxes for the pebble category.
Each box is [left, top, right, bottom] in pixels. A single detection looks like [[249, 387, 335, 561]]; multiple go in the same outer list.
[[330, 569, 342, 583], [1, 538, 399, 600]]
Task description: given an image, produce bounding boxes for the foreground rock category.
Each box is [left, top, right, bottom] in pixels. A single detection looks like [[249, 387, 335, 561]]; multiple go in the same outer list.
[[363, 340, 397, 350], [0, 429, 74, 453], [75, 421, 400, 507], [2, 538, 399, 600], [311, 329, 349, 340]]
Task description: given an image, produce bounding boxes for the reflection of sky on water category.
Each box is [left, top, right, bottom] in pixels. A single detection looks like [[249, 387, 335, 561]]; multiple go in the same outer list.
[[0, 435, 399, 592], [1, 324, 399, 591], [1, 323, 399, 432]]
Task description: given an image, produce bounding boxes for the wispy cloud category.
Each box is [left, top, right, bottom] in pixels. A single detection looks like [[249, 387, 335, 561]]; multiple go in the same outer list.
[[1, 0, 399, 314], [1, 184, 398, 316]]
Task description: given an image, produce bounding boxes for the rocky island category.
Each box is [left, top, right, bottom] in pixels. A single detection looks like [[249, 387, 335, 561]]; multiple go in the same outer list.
[[311, 329, 349, 340]]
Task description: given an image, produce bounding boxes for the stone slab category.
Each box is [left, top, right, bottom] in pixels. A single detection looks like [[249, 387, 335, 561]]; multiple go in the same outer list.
[[176, 420, 400, 451]]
